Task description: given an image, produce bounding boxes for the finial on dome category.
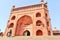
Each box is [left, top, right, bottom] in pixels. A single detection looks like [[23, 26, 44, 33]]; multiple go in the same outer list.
[[12, 5, 15, 10], [13, 5, 15, 8], [45, 1, 48, 4], [41, 0, 44, 2]]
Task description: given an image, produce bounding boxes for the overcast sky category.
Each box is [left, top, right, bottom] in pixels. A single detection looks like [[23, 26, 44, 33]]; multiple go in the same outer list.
[[0, 0, 60, 32]]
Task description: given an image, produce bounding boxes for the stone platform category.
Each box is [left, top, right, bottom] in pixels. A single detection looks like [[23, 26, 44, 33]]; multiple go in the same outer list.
[[0, 36, 60, 40]]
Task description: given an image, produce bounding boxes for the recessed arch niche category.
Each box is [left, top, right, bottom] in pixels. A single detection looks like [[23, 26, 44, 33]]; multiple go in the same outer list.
[[36, 30, 43, 36], [15, 15, 33, 36], [36, 20, 42, 26], [36, 12, 41, 17], [11, 16, 16, 20], [8, 23, 14, 28], [48, 31, 51, 35]]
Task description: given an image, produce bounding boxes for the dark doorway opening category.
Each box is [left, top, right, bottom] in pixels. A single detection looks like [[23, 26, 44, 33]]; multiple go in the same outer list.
[[23, 30, 30, 36], [7, 29, 12, 37]]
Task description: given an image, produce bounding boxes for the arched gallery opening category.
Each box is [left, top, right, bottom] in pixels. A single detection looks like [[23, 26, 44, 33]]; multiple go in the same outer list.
[[36, 30, 43, 36]]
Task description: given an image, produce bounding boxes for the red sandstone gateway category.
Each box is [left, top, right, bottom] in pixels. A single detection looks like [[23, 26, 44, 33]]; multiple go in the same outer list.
[[4, 0, 53, 36]]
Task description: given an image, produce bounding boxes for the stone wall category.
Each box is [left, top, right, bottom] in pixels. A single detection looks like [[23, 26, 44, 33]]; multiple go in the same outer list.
[[0, 36, 60, 40]]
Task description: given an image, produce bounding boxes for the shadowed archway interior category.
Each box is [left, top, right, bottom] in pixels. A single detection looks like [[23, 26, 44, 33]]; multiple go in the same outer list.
[[23, 30, 30, 36], [7, 29, 12, 37]]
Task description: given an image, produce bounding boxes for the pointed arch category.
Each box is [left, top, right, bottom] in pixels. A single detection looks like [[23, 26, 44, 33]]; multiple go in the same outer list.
[[11, 16, 16, 20], [48, 31, 51, 35], [36, 30, 43, 36], [8, 23, 14, 28], [7, 29, 12, 37], [17, 15, 33, 25], [36, 20, 42, 26], [36, 12, 41, 17], [15, 15, 33, 36], [23, 30, 30, 36]]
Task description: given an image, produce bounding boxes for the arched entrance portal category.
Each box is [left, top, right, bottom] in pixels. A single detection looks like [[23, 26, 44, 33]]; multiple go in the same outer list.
[[7, 29, 12, 37], [23, 30, 30, 36], [15, 15, 32, 36], [36, 30, 43, 36]]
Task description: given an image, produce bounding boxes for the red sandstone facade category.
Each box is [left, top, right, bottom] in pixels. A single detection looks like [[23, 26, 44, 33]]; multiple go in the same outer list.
[[4, 0, 53, 36]]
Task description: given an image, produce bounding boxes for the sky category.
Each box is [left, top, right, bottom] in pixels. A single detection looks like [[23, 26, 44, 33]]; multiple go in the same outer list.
[[0, 0, 60, 32]]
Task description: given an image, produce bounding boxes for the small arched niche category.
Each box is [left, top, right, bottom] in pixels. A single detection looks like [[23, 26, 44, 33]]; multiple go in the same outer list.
[[47, 21, 49, 26], [8, 23, 14, 28], [36, 12, 41, 17], [48, 31, 51, 35], [11, 16, 16, 20], [36, 20, 42, 26], [45, 13, 48, 17], [36, 30, 43, 36]]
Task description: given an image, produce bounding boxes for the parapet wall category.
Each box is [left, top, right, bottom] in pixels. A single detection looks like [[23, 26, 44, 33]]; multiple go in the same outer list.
[[0, 36, 60, 40]]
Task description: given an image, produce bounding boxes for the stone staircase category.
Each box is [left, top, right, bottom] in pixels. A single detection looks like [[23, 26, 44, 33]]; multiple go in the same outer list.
[[0, 36, 60, 40]]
